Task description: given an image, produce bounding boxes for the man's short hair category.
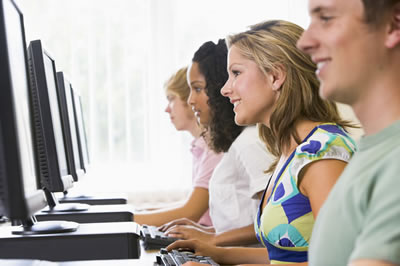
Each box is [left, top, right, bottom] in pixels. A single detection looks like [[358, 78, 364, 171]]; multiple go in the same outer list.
[[361, 0, 400, 27]]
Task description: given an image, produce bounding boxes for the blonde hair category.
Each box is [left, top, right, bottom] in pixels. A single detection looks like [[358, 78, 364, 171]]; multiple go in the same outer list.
[[226, 20, 355, 173], [165, 67, 190, 102]]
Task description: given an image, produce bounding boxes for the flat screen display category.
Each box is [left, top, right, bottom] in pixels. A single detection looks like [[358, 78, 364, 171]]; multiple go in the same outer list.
[[65, 81, 82, 170], [4, 0, 37, 196], [43, 53, 69, 176]]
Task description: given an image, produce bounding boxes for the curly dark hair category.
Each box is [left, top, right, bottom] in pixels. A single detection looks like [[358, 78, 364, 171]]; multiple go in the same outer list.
[[192, 39, 244, 153]]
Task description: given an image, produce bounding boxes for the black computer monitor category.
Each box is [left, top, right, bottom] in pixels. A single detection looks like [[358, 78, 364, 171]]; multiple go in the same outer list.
[[0, 0, 78, 234], [72, 87, 90, 173], [27, 39, 88, 212], [56, 72, 85, 182], [28, 40, 73, 192]]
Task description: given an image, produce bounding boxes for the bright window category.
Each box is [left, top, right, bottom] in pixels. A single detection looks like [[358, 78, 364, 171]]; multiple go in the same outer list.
[[20, 0, 310, 200]]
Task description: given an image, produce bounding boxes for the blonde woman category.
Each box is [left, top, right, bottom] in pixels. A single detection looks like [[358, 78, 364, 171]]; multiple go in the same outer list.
[[168, 20, 357, 265], [134, 67, 223, 227]]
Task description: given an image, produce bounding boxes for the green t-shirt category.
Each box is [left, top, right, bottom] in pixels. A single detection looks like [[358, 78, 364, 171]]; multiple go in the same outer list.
[[309, 120, 400, 266]]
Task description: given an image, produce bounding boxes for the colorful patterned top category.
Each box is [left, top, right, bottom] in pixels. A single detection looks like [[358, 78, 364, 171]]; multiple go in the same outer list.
[[254, 123, 356, 264]]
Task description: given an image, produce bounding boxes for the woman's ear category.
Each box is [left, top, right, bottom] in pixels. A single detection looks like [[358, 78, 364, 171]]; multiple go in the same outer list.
[[271, 65, 287, 91]]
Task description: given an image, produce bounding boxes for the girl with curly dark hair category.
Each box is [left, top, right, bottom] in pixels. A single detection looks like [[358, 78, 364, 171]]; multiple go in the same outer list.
[[159, 39, 273, 248]]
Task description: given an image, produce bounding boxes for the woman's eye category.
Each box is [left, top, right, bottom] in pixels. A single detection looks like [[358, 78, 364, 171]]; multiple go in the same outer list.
[[232, 70, 240, 77], [194, 87, 202, 92]]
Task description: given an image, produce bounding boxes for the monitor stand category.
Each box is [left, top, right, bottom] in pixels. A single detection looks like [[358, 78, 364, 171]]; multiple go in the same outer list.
[[35, 203, 135, 223], [59, 190, 127, 205], [11, 216, 79, 235], [41, 187, 90, 212]]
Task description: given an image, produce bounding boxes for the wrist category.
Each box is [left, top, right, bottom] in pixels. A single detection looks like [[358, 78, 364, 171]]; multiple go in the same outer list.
[[211, 233, 219, 246], [211, 246, 226, 263]]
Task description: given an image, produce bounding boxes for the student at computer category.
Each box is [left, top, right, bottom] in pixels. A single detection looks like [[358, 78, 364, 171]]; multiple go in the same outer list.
[[160, 39, 272, 247], [167, 20, 357, 265], [134, 67, 223, 227], [296, 0, 400, 265]]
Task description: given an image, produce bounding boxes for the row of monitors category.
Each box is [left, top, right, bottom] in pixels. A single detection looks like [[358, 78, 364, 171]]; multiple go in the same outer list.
[[0, 0, 90, 227]]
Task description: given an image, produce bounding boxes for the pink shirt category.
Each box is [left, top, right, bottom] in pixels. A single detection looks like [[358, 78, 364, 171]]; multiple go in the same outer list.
[[190, 137, 223, 226]]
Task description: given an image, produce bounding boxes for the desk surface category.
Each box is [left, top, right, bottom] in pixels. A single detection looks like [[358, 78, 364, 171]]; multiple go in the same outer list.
[[0, 246, 159, 265]]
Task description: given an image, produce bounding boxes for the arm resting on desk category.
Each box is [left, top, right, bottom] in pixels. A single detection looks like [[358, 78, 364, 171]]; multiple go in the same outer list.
[[134, 187, 209, 227]]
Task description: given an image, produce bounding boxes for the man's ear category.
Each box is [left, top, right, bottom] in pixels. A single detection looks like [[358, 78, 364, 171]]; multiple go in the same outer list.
[[271, 65, 287, 91], [385, 2, 400, 48]]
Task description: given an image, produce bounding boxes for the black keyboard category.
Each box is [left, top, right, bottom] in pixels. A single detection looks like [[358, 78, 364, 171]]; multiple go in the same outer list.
[[141, 224, 179, 250], [156, 248, 220, 266]]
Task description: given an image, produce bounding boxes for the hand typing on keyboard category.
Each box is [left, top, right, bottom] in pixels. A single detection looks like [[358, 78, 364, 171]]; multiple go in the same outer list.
[[157, 248, 220, 266], [165, 225, 216, 244], [166, 239, 222, 265], [159, 218, 214, 233], [141, 225, 179, 250]]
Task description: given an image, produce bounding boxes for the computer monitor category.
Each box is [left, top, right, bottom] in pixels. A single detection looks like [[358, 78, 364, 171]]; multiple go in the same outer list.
[[72, 87, 90, 173], [56, 72, 85, 182], [28, 40, 73, 192], [0, 0, 78, 234], [27, 39, 88, 212]]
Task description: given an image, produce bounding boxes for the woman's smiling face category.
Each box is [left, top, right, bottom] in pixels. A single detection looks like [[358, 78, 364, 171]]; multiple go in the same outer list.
[[221, 45, 280, 126]]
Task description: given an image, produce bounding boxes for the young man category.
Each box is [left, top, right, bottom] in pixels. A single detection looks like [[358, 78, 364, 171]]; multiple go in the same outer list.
[[297, 0, 400, 265]]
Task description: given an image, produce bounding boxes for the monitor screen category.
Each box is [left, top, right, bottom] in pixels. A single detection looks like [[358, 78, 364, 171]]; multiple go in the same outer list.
[[0, 0, 47, 219], [66, 83, 83, 171], [72, 89, 90, 172], [43, 52, 69, 177], [56, 72, 84, 181], [4, 0, 37, 198]]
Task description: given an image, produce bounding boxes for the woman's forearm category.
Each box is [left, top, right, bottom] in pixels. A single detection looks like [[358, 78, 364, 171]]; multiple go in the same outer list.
[[213, 224, 258, 246], [214, 247, 269, 265]]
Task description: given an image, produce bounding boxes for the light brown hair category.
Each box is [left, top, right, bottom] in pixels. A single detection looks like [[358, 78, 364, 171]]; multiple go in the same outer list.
[[165, 67, 190, 102]]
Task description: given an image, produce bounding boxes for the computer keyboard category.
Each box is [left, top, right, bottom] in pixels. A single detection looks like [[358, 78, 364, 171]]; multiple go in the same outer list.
[[156, 248, 220, 266], [140, 224, 179, 250]]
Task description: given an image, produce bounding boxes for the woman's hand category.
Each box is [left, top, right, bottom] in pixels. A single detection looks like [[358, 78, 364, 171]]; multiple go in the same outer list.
[[167, 239, 224, 262], [165, 225, 216, 244], [158, 218, 198, 232], [158, 217, 214, 232], [167, 239, 270, 265]]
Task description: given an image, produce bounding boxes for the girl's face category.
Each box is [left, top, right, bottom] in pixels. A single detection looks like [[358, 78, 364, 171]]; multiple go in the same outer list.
[[221, 45, 280, 126], [164, 92, 196, 131], [187, 62, 211, 126]]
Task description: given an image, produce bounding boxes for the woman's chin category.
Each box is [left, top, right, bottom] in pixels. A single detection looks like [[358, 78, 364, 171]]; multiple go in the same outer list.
[[234, 116, 250, 126]]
